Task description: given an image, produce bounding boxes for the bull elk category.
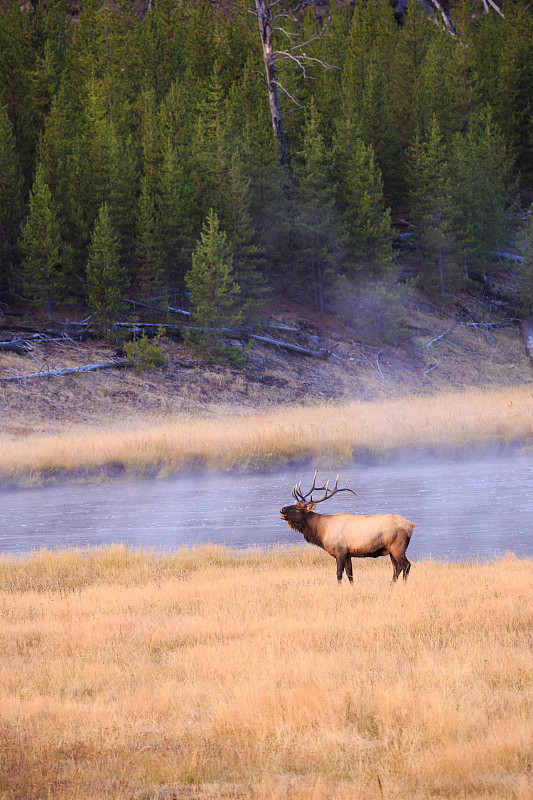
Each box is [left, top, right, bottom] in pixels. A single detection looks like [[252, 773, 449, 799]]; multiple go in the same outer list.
[[280, 471, 415, 584]]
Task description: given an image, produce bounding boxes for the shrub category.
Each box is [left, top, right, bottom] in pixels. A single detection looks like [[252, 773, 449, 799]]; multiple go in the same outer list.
[[124, 326, 168, 370]]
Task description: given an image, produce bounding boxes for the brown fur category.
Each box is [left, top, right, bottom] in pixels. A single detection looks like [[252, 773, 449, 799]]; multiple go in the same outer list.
[[280, 502, 415, 584]]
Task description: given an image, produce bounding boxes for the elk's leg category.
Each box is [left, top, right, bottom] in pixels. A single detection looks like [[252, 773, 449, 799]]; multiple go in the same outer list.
[[344, 555, 354, 584], [336, 554, 346, 583], [390, 553, 402, 583], [402, 557, 411, 581]]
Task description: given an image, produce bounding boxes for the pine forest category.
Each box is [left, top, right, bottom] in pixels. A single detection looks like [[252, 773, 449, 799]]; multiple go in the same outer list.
[[1, 0, 533, 353]]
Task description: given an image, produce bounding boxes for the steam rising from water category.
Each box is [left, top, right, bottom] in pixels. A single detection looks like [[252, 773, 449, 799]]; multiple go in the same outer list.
[[1, 450, 532, 559]]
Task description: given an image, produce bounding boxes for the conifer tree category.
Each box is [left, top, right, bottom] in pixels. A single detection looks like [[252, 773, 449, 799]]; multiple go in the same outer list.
[[186, 0, 215, 81], [409, 115, 455, 296], [157, 134, 186, 307], [17, 164, 64, 320], [185, 210, 241, 355], [222, 148, 267, 320], [135, 173, 166, 302], [134, 81, 166, 300], [390, 0, 431, 154], [0, 104, 24, 300], [519, 206, 533, 318], [414, 36, 467, 143], [107, 130, 138, 275], [0, 2, 38, 183], [448, 106, 513, 275], [338, 136, 392, 274], [358, 55, 400, 204], [239, 99, 289, 285], [295, 99, 344, 312], [86, 202, 127, 330], [37, 85, 72, 203]]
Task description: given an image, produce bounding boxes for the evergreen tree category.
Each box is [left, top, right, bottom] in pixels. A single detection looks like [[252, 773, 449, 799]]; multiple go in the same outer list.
[[519, 206, 533, 318], [409, 115, 455, 296], [358, 55, 400, 204], [86, 202, 127, 330], [0, 104, 24, 300], [185, 210, 241, 355], [156, 133, 186, 307], [186, 0, 215, 81], [390, 0, 431, 154], [134, 81, 166, 300], [295, 99, 344, 312], [414, 35, 469, 143], [17, 164, 64, 320], [37, 84, 72, 203], [107, 130, 138, 276], [448, 106, 513, 275], [135, 173, 166, 302], [0, 2, 38, 183], [222, 148, 267, 320], [337, 136, 392, 274]]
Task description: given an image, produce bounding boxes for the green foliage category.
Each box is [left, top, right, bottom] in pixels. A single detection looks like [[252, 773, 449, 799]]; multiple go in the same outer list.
[[336, 135, 393, 274], [447, 106, 514, 274], [86, 202, 128, 331], [185, 209, 242, 359], [1, 0, 531, 343], [124, 326, 168, 370], [408, 115, 457, 296], [16, 163, 65, 319], [294, 98, 345, 312], [518, 206, 533, 319], [0, 103, 24, 299]]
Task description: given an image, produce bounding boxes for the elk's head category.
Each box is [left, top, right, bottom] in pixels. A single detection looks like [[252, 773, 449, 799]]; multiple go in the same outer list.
[[280, 470, 358, 530]]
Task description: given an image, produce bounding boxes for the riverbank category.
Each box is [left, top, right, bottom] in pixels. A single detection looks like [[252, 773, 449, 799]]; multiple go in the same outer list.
[[0, 546, 531, 800], [1, 384, 533, 487]]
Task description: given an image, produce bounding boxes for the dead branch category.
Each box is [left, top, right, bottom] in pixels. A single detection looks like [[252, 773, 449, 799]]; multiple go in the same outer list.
[[428, 0, 456, 34], [426, 320, 460, 348], [481, 0, 505, 18], [0, 360, 126, 383], [359, 346, 386, 380], [423, 363, 439, 375]]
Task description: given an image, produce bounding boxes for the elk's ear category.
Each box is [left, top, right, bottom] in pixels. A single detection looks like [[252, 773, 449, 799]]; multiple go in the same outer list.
[[306, 502, 317, 511]]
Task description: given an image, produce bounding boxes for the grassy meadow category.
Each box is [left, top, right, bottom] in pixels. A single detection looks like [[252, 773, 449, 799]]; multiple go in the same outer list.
[[0, 545, 532, 800], [1, 384, 533, 485]]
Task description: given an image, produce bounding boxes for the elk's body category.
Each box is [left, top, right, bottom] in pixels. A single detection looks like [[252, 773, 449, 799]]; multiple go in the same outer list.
[[280, 472, 414, 583]]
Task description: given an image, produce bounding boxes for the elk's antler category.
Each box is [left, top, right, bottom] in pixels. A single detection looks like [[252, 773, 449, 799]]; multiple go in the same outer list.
[[292, 469, 358, 504]]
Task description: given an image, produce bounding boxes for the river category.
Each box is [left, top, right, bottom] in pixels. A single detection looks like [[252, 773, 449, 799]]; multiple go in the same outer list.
[[0, 450, 531, 559]]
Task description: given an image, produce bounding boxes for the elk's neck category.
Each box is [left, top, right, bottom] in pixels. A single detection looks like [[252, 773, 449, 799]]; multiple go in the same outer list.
[[288, 512, 323, 548]]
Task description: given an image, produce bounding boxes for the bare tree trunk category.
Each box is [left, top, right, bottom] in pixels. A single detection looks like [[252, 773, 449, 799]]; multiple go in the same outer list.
[[521, 320, 533, 366], [254, 0, 289, 169]]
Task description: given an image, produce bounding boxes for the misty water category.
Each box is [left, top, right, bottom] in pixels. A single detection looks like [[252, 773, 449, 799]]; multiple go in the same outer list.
[[0, 450, 532, 559]]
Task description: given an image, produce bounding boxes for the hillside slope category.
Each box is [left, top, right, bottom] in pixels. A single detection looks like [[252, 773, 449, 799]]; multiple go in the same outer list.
[[1, 293, 531, 438]]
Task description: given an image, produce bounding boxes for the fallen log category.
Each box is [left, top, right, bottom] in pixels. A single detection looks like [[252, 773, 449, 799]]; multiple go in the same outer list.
[[249, 333, 330, 359], [0, 360, 126, 382], [0, 339, 30, 356], [122, 298, 191, 317], [112, 322, 182, 335], [493, 251, 525, 262]]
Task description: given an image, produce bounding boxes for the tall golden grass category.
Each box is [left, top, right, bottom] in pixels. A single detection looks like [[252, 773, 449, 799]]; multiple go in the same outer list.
[[1, 385, 533, 483], [0, 546, 532, 800]]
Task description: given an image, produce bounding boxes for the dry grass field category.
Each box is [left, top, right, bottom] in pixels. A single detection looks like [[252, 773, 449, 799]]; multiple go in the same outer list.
[[0, 546, 532, 800], [1, 384, 533, 485]]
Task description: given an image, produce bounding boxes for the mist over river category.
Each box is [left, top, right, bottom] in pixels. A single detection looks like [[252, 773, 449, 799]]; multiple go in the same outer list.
[[1, 450, 532, 559]]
